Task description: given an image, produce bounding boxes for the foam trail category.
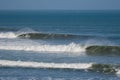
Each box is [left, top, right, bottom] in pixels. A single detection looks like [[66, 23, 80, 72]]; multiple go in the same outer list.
[[0, 32, 16, 38], [0, 60, 92, 69], [0, 42, 85, 53]]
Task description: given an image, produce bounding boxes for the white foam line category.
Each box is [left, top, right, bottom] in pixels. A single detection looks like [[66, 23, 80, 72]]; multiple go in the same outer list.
[[0, 32, 17, 38], [0, 60, 92, 69], [0, 43, 85, 53]]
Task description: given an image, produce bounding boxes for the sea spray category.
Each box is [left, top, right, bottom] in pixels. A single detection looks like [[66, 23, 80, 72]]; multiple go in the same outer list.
[[16, 27, 38, 36], [84, 39, 116, 47], [0, 41, 85, 54], [0, 32, 16, 38]]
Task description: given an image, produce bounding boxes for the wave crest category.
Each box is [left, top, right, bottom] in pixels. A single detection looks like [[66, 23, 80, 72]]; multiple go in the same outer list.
[[0, 42, 85, 53]]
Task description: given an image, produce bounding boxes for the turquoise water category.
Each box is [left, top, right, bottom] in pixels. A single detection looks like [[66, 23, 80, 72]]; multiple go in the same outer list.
[[0, 10, 120, 80]]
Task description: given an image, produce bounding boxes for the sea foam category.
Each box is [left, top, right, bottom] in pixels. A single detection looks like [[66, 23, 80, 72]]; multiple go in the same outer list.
[[0, 60, 92, 69], [0, 42, 85, 53], [0, 32, 16, 38]]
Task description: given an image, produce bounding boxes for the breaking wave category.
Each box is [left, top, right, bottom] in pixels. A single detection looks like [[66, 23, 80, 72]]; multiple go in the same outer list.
[[17, 32, 95, 39], [0, 60, 92, 70], [0, 42, 85, 53], [0, 59, 120, 74], [0, 32, 17, 38], [0, 31, 120, 55], [0, 31, 118, 41], [0, 36, 120, 55], [0, 32, 96, 39]]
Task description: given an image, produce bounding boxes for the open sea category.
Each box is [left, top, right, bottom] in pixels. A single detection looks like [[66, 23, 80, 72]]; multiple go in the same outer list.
[[0, 10, 120, 80]]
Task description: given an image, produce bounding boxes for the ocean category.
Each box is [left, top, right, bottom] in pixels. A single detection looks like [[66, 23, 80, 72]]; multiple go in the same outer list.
[[0, 10, 120, 80]]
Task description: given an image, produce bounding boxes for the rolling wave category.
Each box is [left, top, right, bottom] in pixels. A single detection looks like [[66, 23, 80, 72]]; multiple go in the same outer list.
[[17, 32, 95, 39], [0, 32, 96, 39], [0, 32, 119, 40], [0, 42, 85, 53], [86, 45, 120, 56], [0, 60, 120, 74], [0, 38, 120, 55], [0, 31, 120, 55]]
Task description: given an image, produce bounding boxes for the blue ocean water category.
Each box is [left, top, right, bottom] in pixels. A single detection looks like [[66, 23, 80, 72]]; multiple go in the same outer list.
[[0, 10, 120, 80]]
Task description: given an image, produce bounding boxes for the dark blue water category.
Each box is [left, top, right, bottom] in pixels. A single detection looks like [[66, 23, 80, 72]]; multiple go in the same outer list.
[[0, 10, 120, 80]]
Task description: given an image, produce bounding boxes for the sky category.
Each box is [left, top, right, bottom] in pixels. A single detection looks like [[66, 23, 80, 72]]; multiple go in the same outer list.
[[0, 0, 120, 10]]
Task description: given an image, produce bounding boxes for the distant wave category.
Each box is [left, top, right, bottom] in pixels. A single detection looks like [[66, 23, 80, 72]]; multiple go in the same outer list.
[[0, 60, 120, 74], [17, 33, 79, 39], [17, 32, 97, 39], [0, 32, 119, 40], [0, 32, 95, 39]]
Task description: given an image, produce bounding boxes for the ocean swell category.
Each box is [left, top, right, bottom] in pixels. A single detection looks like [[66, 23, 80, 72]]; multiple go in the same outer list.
[[86, 45, 120, 56]]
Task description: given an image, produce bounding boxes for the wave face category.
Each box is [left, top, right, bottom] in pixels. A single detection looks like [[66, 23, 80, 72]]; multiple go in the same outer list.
[[17, 33, 79, 39], [0, 32, 96, 40], [89, 64, 117, 74], [17, 33, 96, 39], [0, 31, 119, 41], [86, 46, 120, 56]]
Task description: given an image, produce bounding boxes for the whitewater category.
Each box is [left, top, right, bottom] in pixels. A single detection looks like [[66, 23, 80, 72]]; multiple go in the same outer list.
[[0, 32, 17, 38], [0, 60, 92, 69], [0, 32, 87, 54], [0, 10, 120, 80]]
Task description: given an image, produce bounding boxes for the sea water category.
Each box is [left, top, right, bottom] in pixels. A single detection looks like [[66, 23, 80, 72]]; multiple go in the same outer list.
[[0, 10, 120, 80]]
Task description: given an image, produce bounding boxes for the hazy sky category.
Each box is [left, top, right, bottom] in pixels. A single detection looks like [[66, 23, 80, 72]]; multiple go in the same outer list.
[[0, 0, 120, 10]]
